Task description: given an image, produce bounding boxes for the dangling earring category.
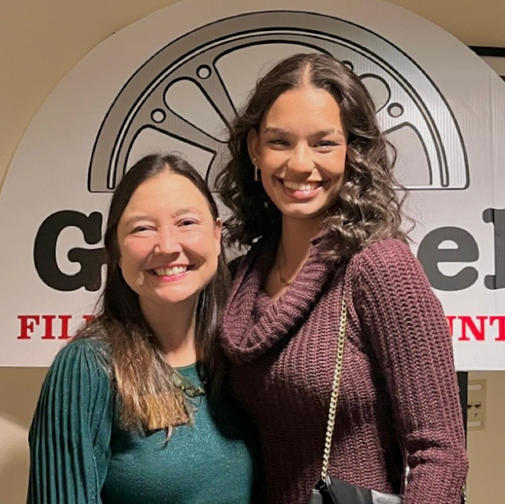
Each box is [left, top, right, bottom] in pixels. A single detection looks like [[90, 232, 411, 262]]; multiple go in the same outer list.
[[253, 162, 260, 182]]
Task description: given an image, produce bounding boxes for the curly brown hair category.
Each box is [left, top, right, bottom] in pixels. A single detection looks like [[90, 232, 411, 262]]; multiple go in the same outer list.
[[216, 52, 409, 261]]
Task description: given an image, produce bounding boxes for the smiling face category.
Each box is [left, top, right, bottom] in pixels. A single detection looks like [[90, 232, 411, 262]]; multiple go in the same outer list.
[[116, 170, 221, 315], [248, 85, 347, 227]]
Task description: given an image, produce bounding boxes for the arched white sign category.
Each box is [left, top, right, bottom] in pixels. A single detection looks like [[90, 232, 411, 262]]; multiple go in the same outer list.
[[1, 0, 504, 368]]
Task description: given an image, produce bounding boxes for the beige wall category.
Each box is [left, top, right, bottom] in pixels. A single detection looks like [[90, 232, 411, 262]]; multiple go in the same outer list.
[[467, 371, 505, 503], [1, 0, 504, 501]]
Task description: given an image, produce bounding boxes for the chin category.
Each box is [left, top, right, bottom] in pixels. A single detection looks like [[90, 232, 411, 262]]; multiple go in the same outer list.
[[282, 208, 325, 221], [152, 288, 201, 306]]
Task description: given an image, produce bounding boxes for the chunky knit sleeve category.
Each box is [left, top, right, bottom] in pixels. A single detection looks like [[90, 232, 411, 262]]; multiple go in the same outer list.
[[27, 338, 113, 504], [350, 239, 468, 504]]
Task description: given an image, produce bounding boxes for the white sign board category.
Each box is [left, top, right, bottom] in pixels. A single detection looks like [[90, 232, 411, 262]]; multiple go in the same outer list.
[[1, 0, 504, 368]]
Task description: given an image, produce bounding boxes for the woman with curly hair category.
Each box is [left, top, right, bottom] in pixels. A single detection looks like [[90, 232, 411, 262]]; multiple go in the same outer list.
[[217, 53, 467, 503]]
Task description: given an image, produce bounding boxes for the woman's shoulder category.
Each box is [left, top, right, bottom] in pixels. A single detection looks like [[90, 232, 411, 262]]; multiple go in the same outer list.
[[356, 237, 412, 259], [350, 237, 417, 271], [347, 237, 428, 289], [227, 254, 246, 277], [52, 324, 110, 378], [58, 336, 107, 358]]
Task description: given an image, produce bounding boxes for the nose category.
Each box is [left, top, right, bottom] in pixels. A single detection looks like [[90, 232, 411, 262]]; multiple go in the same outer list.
[[154, 229, 182, 255], [286, 143, 314, 176]]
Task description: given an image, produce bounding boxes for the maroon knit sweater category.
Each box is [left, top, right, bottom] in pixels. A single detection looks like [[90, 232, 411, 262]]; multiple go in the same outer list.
[[220, 237, 468, 504]]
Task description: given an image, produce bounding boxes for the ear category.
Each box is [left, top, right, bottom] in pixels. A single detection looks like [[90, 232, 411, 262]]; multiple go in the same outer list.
[[246, 128, 260, 165]]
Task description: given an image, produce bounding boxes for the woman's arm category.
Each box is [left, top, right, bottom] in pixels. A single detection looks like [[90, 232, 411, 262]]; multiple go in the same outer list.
[[27, 339, 113, 503], [351, 239, 468, 504]]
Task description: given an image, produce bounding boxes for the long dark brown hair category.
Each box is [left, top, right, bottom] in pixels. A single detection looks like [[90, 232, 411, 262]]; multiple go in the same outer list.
[[216, 52, 409, 260], [77, 154, 229, 431]]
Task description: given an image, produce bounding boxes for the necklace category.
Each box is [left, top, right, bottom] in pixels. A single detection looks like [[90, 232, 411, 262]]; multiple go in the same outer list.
[[277, 243, 294, 286], [171, 367, 206, 398], [277, 263, 292, 285]]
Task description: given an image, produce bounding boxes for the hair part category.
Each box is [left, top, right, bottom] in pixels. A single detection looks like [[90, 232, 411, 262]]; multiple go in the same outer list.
[[76, 153, 229, 432], [216, 52, 410, 260]]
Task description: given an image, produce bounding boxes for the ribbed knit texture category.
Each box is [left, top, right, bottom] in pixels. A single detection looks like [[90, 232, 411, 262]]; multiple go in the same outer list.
[[220, 237, 468, 504], [28, 338, 256, 503]]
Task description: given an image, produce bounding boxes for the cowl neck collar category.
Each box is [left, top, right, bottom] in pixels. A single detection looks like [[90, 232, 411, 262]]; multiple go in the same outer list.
[[220, 233, 336, 364]]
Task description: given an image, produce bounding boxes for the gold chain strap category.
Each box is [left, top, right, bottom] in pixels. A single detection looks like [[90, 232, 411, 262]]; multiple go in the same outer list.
[[319, 297, 469, 504], [320, 298, 347, 480], [462, 484, 468, 504]]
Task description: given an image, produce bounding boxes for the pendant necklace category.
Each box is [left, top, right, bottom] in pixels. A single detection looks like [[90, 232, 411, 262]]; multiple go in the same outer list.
[[171, 367, 206, 398]]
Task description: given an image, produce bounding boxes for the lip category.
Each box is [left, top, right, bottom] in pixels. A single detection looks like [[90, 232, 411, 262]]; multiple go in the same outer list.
[[276, 178, 324, 201]]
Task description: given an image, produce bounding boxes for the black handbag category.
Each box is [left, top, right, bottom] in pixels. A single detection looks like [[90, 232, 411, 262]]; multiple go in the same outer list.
[[309, 299, 402, 504], [310, 476, 402, 504]]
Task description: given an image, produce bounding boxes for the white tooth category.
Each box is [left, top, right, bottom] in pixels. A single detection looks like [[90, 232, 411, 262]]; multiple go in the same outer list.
[[284, 180, 318, 191], [155, 266, 187, 276]]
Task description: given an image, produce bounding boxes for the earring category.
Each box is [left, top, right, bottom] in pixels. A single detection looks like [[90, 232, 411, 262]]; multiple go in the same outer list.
[[253, 162, 260, 182]]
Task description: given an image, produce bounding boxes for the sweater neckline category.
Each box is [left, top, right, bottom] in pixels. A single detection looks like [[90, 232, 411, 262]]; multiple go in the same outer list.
[[220, 236, 337, 364]]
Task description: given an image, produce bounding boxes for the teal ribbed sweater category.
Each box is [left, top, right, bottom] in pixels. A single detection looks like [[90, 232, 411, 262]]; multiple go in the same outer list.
[[28, 338, 256, 503]]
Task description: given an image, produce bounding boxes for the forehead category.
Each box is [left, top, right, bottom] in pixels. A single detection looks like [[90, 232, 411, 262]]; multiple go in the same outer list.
[[122, 171, 211, 216], [262, 85, 343, 130]]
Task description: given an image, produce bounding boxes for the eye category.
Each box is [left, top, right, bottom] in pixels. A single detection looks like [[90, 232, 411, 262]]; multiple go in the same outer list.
[[130, 224, 152, 234], [267, 138, 290, 147], [177, 218, 199, 227], [315, 140, 338, 149]]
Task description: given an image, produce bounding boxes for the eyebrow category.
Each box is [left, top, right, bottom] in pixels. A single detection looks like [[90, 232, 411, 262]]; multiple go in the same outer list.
[[122, 214, 151, 226], [263, 127, 346, 139], [122, 207, 203, 227], [172, 207, 204, 217]]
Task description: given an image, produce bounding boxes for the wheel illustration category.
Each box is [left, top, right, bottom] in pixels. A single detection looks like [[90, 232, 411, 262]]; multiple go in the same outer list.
[[88, 11, 468, 193]]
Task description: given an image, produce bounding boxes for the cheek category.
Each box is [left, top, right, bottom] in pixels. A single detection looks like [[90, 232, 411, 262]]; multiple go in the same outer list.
[[181, 232, 217, 258], [119, 241, 150, 268], [260, 149, 285, 169], [325, 150, 347, 178], [339, 147, 348, 166], [199, 232, 221, 264], [182, 234, 205, 252]]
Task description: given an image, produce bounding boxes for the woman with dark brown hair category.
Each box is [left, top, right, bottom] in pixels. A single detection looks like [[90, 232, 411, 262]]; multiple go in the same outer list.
[[217, 53, 468, 503], [28, 154, 256, 503]]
